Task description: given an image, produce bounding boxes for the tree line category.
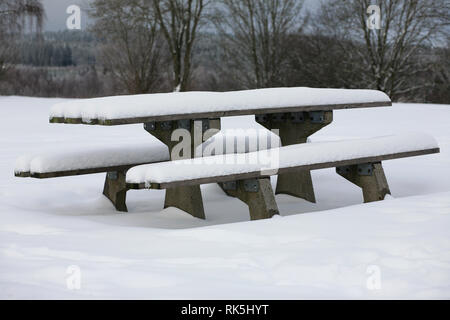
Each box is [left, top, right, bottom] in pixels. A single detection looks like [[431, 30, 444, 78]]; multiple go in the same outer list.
[[0, 0, 449, 103]]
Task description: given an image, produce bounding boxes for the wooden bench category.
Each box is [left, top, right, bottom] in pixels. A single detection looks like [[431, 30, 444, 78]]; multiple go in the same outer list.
[[15, 142, 169, 212], [47, 87, 392, 219], [14, 131, 278, 213], [125, 133, 440, 220]]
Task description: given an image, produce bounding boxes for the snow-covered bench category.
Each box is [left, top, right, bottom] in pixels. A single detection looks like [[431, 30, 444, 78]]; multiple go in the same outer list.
[[48, 87, 392, 219], [125, 133, 440, 221], [14, 131, 279, 213], [15, 142, 170, 212]]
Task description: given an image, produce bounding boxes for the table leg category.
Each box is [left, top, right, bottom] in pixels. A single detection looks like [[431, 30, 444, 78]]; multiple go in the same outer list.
[[256, 111, 333, 203], [103, 170, 128, 212], [221, 178, 279, 220], [144, 119, 220, 219], [164, 185, 205, 219]]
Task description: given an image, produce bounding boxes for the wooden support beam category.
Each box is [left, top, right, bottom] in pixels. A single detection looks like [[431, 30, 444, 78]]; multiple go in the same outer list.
[[256, 111, 334, 203], [164, 185, 205, 219], [336, 162, 391, 203], [221, 178, 279, 220], [143, 118, 221, 220], [103, 170, 129, 212]]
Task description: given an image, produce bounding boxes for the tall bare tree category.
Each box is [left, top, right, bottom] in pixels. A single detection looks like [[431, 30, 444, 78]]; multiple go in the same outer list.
[[152, 0, 209, 92], [316, 0, 450, 99], [427, 37, 450, 103], [215, 0, 304, 89], [90, 0, 166, 94], [0, 0, 44, 79]]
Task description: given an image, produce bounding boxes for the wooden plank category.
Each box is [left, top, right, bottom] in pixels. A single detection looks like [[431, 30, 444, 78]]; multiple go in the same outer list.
[[15, 172, 31, 178], [49, 101, 392, 126], [127, 148, 439, 190], [17, 161, 165, 179], [50, 117, 84, 124]]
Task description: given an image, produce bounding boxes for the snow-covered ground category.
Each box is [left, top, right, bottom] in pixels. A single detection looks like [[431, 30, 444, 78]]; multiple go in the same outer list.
[[0, 96, 449, 299]]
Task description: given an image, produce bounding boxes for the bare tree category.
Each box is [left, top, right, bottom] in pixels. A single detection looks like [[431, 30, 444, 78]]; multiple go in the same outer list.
[[152, 0, 209, 92], [316, 0, 450, 99], [215, 0, 304, 89], [0, 0, 44, 79], [90, 0, 166, 94], [285, 33, 364, 90], [426, 38, 450, 103]]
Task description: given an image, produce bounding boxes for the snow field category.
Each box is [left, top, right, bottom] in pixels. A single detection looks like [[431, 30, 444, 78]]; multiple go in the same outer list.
[[1, 96, 449, 299]]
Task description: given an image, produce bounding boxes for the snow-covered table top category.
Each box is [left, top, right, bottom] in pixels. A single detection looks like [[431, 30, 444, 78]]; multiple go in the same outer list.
[[126, 132, 439, 189], [50, 87, 391, 125]]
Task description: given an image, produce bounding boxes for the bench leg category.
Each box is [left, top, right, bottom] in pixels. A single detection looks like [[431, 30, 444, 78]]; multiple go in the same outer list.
[[336, 162, 391, 203], [223, 178, 279, 220], [256, 111, 333, 203], [275, 169, 316, 203], [218, 182, 236, 198], [220, 170, 316, 203], [164, 186, 206, 220], [103, 171, 128, 212]]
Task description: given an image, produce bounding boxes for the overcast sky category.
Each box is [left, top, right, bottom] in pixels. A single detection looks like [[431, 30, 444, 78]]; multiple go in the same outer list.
[[42, 0, 320, 31]]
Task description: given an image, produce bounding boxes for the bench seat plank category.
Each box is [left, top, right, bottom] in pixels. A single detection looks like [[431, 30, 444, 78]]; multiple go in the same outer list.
[[126, 133, 439, 189], [49, 87, 391, 125], [15, 142, 169, 179]]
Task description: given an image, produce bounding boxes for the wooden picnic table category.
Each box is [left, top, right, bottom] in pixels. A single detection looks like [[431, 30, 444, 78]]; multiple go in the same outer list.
[[49, 87, 392, 219]]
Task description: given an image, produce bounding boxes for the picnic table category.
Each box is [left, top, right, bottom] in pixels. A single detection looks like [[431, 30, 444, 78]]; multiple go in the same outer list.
[[47, 87, 393, 219]]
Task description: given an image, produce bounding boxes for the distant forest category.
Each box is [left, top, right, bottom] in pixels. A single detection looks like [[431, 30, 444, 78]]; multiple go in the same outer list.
[[0, 0, 449, 104], [1, 30, 236, 98], [18, 31, 97, 67]]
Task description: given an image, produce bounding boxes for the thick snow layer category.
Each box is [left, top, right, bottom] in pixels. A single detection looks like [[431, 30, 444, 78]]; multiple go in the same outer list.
[[49, 87, 391, 121], [126, 133, 438, 185], [198, 129, 281, 156], [14, 130, 280, 174], [15, 142, 169, 174], [1, 96, 450, 299]]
